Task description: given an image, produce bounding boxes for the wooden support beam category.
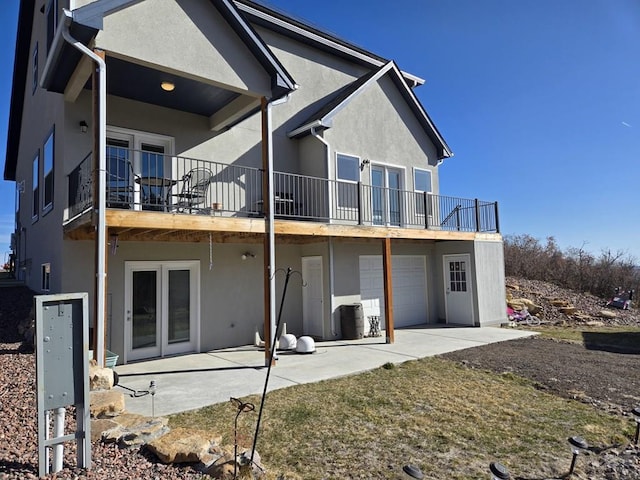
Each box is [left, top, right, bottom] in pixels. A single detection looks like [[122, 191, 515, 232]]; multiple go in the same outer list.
[[382, 237, 394, 344], [209, 95, 261, 132], [64, 55, 93, 102]]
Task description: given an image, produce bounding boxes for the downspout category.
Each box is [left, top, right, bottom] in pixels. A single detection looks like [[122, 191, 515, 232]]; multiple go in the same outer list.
[[61, 19, 107, 367], [266, 94, 290, 365], [310, 127, 337, 336]]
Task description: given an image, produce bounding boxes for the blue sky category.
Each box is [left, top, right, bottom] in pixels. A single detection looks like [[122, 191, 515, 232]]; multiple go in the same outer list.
[[1, 0, 639, 261]]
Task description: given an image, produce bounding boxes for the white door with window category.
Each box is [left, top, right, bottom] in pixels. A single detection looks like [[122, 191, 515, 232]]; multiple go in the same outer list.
[[302, 257, 324, 338], [443, 254, 474, 325], [125, 261, 200, 362], [371, 166, 403, 226]]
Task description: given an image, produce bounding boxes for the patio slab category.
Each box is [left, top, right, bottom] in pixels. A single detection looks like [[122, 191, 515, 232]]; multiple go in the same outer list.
[[114, 326, 536, 417]]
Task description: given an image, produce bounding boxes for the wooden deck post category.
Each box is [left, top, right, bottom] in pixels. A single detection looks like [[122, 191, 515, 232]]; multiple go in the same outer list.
[[382, 237, 394, 344]]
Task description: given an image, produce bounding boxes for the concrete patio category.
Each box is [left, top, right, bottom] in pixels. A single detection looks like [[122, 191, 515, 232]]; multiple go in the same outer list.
[[114, 325, 537, 417]]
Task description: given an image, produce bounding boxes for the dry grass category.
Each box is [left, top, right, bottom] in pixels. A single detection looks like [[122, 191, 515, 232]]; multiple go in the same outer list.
[[170, 356, 630, 479]]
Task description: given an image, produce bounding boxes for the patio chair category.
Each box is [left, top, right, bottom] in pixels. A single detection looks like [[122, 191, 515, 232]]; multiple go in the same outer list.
[[107, 157, 137, 209], [172, 167, 213, 213]]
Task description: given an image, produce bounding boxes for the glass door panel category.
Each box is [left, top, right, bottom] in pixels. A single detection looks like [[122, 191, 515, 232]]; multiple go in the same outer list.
[[106, 137, 132, 208], [168, 269, 190, 345], [131, 270, 160, 354], [140, 143, 166, 210], [371, 167, 385, 225], [388, 170, 401, 226]]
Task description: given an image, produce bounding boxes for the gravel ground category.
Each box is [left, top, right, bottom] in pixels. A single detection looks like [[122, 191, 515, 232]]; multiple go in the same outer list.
[[1, 282, 639, 479], [0, 287, 204, 480]]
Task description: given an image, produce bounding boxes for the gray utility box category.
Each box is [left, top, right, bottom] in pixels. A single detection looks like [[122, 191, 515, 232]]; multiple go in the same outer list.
[[36, 293, 91, 477]]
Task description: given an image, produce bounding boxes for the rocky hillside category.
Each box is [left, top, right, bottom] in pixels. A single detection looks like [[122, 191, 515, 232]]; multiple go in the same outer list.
[[506, 276, 640, 326]]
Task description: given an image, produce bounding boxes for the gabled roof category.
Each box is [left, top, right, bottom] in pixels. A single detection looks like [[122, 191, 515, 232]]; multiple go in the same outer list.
[[234, 0, 425, 88], [40, 0, 296, 97], [287, 61, 453, 160]]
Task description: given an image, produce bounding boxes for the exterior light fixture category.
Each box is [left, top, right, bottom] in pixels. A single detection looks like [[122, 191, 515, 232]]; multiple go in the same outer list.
[[632, 406, 640, 444], [79, 120, 88, 133], [402, 464, 424, 479], [567, 435, 588, 476], [489, 462, 510, 480], [160, 81, 175, 92], [241, 252, 256, 260]]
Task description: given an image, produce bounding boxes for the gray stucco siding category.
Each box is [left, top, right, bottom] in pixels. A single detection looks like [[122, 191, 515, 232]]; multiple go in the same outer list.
[[96, 0, 271, 96], [473, 238, 507, 326], [324, 74, 440, 192], [256, 26, 369, 134], [101, 241, 306, 357]]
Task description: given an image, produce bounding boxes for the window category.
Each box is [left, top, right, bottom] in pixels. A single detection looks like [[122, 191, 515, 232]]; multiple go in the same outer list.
[[32, 43, 38, 94], [46, 0, 58, 53], [41, 263, 51, 292], [336, 153, 359, 208], [43, 129, 54, 213], [32, 153, 39, 220], [414, 168, 432, 216], [414, 169, 432, 193], [449, 260, 467, 292]]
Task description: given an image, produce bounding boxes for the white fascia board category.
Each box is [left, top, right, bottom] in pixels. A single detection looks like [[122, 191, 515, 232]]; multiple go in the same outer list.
[[235, 2, 425, 87], [388, 62, 453, 158]]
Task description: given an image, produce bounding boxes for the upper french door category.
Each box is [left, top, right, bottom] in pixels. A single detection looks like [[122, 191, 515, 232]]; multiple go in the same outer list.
[[371, 165, 402, 226], [125, 261, 200, 362], [106, 127, 174, 210]]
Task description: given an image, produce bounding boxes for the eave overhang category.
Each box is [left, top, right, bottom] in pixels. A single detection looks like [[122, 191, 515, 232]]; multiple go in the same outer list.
[[4, 0, 35, 181]]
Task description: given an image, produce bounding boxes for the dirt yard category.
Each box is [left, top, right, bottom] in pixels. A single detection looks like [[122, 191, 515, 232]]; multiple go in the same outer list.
[[441, 335, 640, 414]]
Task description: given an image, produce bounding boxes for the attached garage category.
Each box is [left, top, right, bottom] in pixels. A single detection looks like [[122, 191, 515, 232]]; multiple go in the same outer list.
[[359, 255, 428, 329]]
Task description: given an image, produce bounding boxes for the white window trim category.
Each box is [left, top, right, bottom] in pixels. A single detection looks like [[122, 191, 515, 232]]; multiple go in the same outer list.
[[335, 152, 361, 210], [41, 263, 51, 292], [413, 167, 432, 193], [32, 43, 38, 95], [42, 127, 55, 215], [32, 151, 39, 222], [335, 151, 360, 183], [413, 167, 433, 219]]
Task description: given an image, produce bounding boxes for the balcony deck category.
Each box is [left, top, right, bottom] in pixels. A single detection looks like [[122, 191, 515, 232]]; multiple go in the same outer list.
[[65, 150, 500, 244]]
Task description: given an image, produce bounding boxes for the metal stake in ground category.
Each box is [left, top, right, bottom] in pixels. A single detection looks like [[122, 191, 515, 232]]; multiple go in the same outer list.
[[250, 267, 301, 465], [230, 397, 255, 479]]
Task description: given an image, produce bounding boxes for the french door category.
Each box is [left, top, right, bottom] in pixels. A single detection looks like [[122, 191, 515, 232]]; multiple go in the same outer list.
[[125, 261, 200, 362], [371, 166, 402, 226], [106, 128, 173, 210]]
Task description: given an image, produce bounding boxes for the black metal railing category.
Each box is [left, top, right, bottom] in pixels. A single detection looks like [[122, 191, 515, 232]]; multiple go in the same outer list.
[[67, 152, 93, 219], [66, 150, 499, 233]]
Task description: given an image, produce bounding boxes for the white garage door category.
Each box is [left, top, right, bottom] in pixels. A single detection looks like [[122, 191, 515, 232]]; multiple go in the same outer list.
[[359, 255, 427, 329]]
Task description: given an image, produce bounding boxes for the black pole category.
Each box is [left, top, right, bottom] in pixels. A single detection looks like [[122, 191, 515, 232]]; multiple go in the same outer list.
[[251, 267, 293, 464]]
